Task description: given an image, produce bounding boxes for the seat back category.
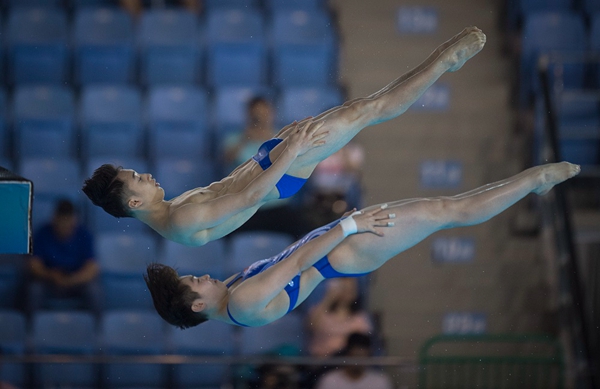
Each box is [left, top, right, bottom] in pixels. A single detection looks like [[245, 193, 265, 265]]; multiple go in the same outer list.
[[161, 239, 228, 280], [14, 86, 75, 157], [239, 312, 305, 355], [229, 231, 294, 272]]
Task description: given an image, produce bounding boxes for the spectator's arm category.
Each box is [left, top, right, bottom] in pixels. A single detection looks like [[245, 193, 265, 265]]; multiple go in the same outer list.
[[29, 256, 61, 283], [64, 260, 100, 287]]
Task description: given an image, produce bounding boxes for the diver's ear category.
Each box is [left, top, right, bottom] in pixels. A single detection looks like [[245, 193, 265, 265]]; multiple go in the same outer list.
[[127, 197, 143, 210], [191, 299, 205, 313]]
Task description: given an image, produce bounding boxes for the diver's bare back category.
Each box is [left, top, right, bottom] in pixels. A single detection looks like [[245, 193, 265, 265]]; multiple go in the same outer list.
[[162, 158, 275, 246]]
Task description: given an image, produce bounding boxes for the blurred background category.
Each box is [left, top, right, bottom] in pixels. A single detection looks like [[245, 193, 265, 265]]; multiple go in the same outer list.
[[0, 0, 598, 388]]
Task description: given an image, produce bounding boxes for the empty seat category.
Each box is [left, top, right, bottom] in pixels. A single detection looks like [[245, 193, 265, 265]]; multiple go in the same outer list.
[[81, 85, 143, 157], [229, 231, 294, 273], [206, 8, 267, 87], [203, 0, 259, 9], [147, 86, 210, 160], [7, 7, 68, 84], [556, 91, 600, 165], [0, 268, 19, 309], [0, 89, 8, 158], [153, 158, 217, 200], [584, 0, 600, 17], [7, 0, 63, 6], [0, 158, 13, 172], [0, 310, 27, 386], [161, 239, 228, 280], [271, 9, 337, 86], [519, 0, 572, 18], [18, 157, 82, 203], [278, 86, 343, 126], [170, 320, 235, 387], [139, 9, 201, 85], [101, 310, 167, 388], [74, 7, 135, 85], [13, 85, 75, 158], [520, 12, 587, 106], [590, 14, 600, 86], [97, 232, 157, 275], [239, 312, 305, 355], [32, 311, 97, 388], [265, 0, 326, 11], [97, 232, 156, 309]]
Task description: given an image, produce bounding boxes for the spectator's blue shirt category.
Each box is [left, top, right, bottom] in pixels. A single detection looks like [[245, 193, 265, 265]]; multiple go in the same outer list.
[[33, 224, 95, 273]]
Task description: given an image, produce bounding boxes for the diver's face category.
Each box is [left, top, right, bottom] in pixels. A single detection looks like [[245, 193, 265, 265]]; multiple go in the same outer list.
[[179, 274, 228, 313], [117, 169, 164, 209]]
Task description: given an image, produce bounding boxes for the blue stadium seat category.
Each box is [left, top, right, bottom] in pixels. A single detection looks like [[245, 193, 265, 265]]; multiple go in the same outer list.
[[81, 85, 143, 157], [161, 239, 228, 280], [590, 14, 600, 86], [139, 9, 201, 85], [203, 0, 259, 9], [556, 91, 600, 165], [0, 89, 8, 159], [278, 86, 343, 126], [520, 12, 587, 106], [74, 7, 135, 85], [153, 158, 217, 200], [229, 231, 294, 273], [7, 7, 68, 84], [97, 232, 156, 309], [70, 0, 116, 8], [13, 85, 75, 158], [97, 232, 157, 275], [265, 0, 326, 11], [19, 158, 82, 229], [170, 320, 235, 387], [147, 86, 210, 160], [0, 158, 13, 172], [519, 0, 572, 19], [239, 312, 305, 355], [0, 266, 19, 309], [584, 0, 600, 17], [0, 310, 27, 386], [7, 0, 63, 6], [32, 311, 97, 388], [206, 8, 267, 86], [271, 9, 337, 86], [102, 310, 167, 388], [18, 157, 82, 202]]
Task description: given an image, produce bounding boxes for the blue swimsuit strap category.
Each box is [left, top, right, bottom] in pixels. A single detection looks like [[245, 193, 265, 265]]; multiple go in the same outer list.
[[227, 304, 249, 327]]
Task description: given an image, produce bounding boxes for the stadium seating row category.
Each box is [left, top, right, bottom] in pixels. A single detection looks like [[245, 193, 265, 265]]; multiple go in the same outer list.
[[0, 85, 344, 160], [519, 11, 600, 106], [0, 308, 305, 387], [2, 6, 338, 87]]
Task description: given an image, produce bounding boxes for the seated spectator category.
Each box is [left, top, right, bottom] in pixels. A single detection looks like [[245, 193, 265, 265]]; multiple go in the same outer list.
[[224, 97, 310, 240], [28, 199, 101, 315], [307, 278, 372, 358], [314, 333, 393, 389]]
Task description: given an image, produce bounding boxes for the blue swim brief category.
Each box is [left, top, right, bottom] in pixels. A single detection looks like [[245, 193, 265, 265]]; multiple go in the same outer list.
[[252, 138, 307, 199]]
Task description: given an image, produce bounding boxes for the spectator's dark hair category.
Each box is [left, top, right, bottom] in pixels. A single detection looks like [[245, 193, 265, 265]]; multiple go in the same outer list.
[[345, 333, 372, 352], [247, 96, 270, 111], [54, 198, 76, 217], [82, 164, 132, 218], [144, 263, 208, 329]]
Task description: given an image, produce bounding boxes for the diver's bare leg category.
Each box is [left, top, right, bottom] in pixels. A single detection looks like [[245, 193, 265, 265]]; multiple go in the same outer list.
[[328, 162, 580, 274], [279, 28, 486, 176]]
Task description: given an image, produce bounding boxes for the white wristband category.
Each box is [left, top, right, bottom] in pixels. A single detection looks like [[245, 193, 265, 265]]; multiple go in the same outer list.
[[340, 216, 358, 237]]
